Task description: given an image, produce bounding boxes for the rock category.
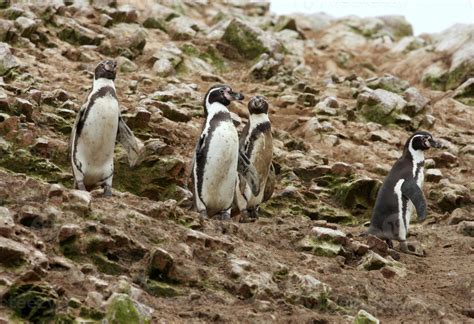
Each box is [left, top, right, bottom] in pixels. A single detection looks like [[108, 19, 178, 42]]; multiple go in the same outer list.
[[58, 224, 81, 243], [249, 53, 281, 80], [315, 96, 339, 116], [391, 36, 426, 53], [453, 78, 474, 106], [448, 208, 473, 225], [366, 235, 389, 257], [116, 56, 138, 73], [336, 177, 381, 212], [298, 236, 342, 257], [0, 42, 19, 75], [152, 42, 182, 67], [378, 15, 413, 38], [186, 229, 234, 252], [99, 13, 113, 27], [278, 94, 298, 108], [168, 16, 198, 41], [68, 190, 92, 213], [357, 88, 407, 125], [149, 248, 174, 280], [359, 251, 391, 270], [354, 309, 380, 324], [457, 221, 474, 237], [14, 16, 38, 37], [154, 101, 192, 122], [152, 59, 174, 77], [13, 98, 34, 121], [435, 182, 471, 213], [237, 272, 277, 299], [58, 18, 102, 46], [0, 19, 14, 42], [105, 293, 151, 324], [110, 4, 138, 24], [124, 108, 150, 129], [403, 87, 430, 115], [0, 237, 29, 266], [367, 74, 410, 94], [3, 283, 58, 322], [369, 129, 393, 143], [311, 226, 347, 245], [222, 18, 281, 60], [100, 23, 146, 59], [433, 152, 458, 168], [0, 206, 14, 237], [446, 42, 474, 90], [17, 205, 44, 228], [229, 258, 252, 278], [286, 271, 330, 309], [425, 169, 442, 183]]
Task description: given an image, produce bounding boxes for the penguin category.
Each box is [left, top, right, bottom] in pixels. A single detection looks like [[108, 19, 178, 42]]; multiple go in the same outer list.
[[368, 131, 441, 256], [234, 96, 274, 221], [191, 84, 259, 220], [70, 59, 140, 197]]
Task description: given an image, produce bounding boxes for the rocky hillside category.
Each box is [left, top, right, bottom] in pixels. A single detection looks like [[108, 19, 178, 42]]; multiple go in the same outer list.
[[0, 0, 473, 323]]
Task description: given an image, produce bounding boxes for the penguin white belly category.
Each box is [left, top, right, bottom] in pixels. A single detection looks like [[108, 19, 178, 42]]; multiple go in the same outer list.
[[201, 123, 239, 212], [76, 96, 119, 186]]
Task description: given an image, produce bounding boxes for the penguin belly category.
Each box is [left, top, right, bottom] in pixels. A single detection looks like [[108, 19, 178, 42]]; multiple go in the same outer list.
[[200, 123, 239, 216], [76, 96, 119, 187]]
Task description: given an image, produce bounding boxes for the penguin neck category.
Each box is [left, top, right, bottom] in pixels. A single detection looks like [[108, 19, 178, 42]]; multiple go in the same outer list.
[[205, 102, 229, 120], [249, 113, 269, 126], [92, 78, 115, 92]]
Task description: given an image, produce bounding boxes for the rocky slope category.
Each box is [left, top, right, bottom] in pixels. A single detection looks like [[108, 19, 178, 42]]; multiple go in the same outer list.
[[0, 0, 473, 323]]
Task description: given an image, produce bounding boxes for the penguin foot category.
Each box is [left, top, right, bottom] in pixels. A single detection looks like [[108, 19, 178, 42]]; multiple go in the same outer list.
[[386, 239, 394, 249], [238, 210, 256, 223], [214, 210, 231, 221], [399, 241, 426, 257], [103, 185, 112, 197], [199, 211, 208, 219], [76, 181, 86, 191]]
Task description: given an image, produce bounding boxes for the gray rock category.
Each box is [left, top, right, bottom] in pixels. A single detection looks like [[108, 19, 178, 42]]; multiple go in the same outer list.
[[448, 208, 473, 225], [14, 16, 37, 37], [152, 59, 174, 77], [403, 87, 430, 115], [425, 169, 443, 183], [152, 42, 183, 67], [0, 236, 29, 266], [237, 272, 278, 299], [149, 248, 174, 278], [435, 181, 471, 212], [457, 221, 474, 237], [377, 15, 413, 38], [57, 17, 102, 46], [391, 36, 426, 53], [286, 271, 330, 309], [249, 53, 281, 80], [101, 23, 147, 59], [453, 78, 474, 106], [357, 88, 407, 125], [222, 18, 281, 60], [110, 4, 138, 24], [0, 42, 18, 75], [229, 258, 252, 278], [99, 13, 113, 27], [105, 293, 152, 323], [447, 42, 474, 89], [58, 224, 81, 243], [167, 16, 198, 41], [354, 309, 380, 324], [311, 226, 347, 245], [367, 74, 410, 94], [17, 205, 44, 228], [116, 56, 137, 73], [0, 19, 14, 42], [68, 190, 92, 212], [0, 206, 14, 237]]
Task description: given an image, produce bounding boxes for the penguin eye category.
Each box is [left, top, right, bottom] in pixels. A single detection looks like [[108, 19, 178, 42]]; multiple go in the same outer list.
[[219, 89, 224, 94]]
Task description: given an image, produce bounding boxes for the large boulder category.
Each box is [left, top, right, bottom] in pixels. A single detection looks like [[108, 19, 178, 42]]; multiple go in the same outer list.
[[0, 42, 18, 75], [100, 23, 147, 59], [357, 88, 407, 125], [221, 18, 281, 60]]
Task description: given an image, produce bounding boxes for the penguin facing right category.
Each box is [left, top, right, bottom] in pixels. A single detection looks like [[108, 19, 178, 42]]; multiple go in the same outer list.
[[234, 96, 274, 221], [368, 131, 441, 256], [191, 84, 245, 220]]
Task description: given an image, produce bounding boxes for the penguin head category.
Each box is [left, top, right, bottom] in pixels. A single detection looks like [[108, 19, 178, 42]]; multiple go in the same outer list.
[[203, 84, 244, 111], [94, 60, 117, 81], [248, 96, 269, 115], [407, 131, 442, 151]]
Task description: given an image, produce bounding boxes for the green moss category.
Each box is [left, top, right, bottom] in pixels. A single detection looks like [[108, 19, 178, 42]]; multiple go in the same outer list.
[[181, 43, 199, 56], [299, 237, 342, 257], [106, 294, 150, 324], [91, 254, 124, 275], [79, 306, 105, 321], [360, 104, 396, 125], [222, 19, 267, 60], [446, 64, 473, 90], [60, 236, 82, 260], [142, 17, 166, 31], [4, 284, 58, 322], [143, 279, 182, 298]]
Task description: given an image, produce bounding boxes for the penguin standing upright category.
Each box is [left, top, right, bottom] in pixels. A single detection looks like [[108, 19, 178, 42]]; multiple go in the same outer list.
[[234, 96, 274, 221], [70, 60, 139, 196], [368, 131, 441, 256], [191, 84, 259, 220]]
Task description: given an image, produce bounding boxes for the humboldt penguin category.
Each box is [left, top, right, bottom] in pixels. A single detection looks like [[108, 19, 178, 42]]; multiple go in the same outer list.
[[71, 59, 139, 196], [368, 131, 441, 256]]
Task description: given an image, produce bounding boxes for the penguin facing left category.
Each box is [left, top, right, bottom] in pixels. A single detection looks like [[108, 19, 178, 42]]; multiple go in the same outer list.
[[70, 60, 140, 196], [234, 96, 273, 221], [368, 131, 441, 256]]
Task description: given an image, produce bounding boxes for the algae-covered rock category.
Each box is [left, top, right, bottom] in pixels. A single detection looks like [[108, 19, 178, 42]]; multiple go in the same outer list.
[[105, 293, 151, 324], [354, 309, 380, 324], [143, 279, 181, 298], [366, 74, 410, 94], [58, 19, 102, 46], [286, 271, 331, 310], [298, 236, 342, 257], [0, 236, 29, 266], [453, 78, 474, 106], [357, 89, 407, 125], [446, 42, 474, 90], [335, 177, 381, 213], [3, 283, 58, 322], [222, 18, 281, 60]]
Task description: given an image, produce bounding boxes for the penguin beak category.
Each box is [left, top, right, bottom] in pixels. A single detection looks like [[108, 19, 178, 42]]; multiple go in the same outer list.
[[429, 138, 442, 148]]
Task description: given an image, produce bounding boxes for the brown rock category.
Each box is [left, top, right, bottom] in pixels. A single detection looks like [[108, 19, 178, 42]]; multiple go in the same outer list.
[[0, 206, 14, 237], [58, 224, 81, 243], [366, 234, 389, 257]]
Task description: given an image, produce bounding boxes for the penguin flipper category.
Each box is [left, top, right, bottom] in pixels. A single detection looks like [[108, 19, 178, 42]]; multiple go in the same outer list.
[[237, 150, 260, 196], [69, 103, 87, 160], [262, 162, 276, 202], [117, 115, 141, 167], [401, 179, 427, 221]]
